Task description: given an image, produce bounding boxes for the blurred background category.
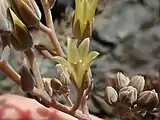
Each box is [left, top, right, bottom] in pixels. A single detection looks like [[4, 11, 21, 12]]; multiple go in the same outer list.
[[0, 0, 160, 119]]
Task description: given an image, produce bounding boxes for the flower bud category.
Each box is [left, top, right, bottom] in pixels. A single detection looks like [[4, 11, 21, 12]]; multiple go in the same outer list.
[[72, 0, 97, 41], [20, 59, 35, 92], [119, 86, 137, 106], [137, 90, 159, 110], [12, 0, 41, 27], [117, 72, 130, 89], [129, 75, 145, 93], [9, 8, 33, 51], [72, 18, 92, 42], [105, 86, 118, 104]]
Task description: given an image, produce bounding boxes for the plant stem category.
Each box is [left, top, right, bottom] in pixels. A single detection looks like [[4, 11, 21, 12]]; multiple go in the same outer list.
[[40, 1, 64, 57], [39, 22, 64, 56], [0, 60, 21, 85], [81, 82, 92, 117], [51, 99, 89, 120], [63, 94, 73, 107], [71, 88, 85, 112], [24, 49, 43, 89]]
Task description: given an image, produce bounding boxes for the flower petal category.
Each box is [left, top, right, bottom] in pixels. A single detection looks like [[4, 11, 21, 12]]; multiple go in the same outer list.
[[67, 38, 79, 63], [52, 56, 77, 85], [74, 61, 86, 88], [88, 0, 98, 22], [52, 56, 73, 73], [84, 51, 99, 65], [78, 38, 90, 59]]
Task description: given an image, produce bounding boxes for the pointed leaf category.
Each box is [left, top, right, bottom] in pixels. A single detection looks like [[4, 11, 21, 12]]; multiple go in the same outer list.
[[78, 38, 90, 59]]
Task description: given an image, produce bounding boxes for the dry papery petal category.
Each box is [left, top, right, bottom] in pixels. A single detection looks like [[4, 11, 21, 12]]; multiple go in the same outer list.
[[119, 86, 137, 106], [50, 78, 62, 91], [55, 64, 70, 85], [137, 89, 159, 110], [43, 78, 53, 97], [129, 75, 145, 93], [105, 86, 118, 105], [117, 72, 130, 89]]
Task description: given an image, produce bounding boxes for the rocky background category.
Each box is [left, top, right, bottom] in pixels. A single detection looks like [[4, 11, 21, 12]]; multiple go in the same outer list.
[[0, 0, 160, 119]]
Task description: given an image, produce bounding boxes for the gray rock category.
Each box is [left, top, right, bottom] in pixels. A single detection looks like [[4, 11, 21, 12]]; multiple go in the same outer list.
[[93, 2, 156, 46], [143, 0, 160, 10]]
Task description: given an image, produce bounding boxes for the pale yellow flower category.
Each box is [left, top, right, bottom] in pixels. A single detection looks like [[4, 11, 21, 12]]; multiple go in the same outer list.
[[72, 0, 98, 39], [53, 38, 99, 88]]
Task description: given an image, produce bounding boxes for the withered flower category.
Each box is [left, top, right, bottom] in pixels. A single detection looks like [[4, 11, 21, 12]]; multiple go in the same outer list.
[[55, 64, 70, 85], [119, 86, 137, 106], [105, 86, 118, 104], [9, 8, 33, 51], [12, 0, 41, 27], [137, 89, 159, 110], [72, 0, 98, 41], [116, 72, 130, 89], [129, 75, 145, 93], [43, 78, 53, 97], [50, 77, 62, 91]]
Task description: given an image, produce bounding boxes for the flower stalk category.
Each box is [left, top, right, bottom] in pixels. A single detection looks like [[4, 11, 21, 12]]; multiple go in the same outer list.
[[40, 0, 64, 57]]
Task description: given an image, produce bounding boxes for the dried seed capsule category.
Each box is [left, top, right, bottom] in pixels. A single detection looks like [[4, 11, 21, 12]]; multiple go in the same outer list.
[[117, 72, 130, 89], [50, 78, 62, 91], [9, 8, 33, 51], [105, 86, 118, 105], [55, 64, 70, 85], [12, 0, 41, 27], [129, 75, 145, 93], [20, 59, 35, 92], [43, 78, 53, 97], [137, 89, 159, 110], [119, 86, 137, 106]]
